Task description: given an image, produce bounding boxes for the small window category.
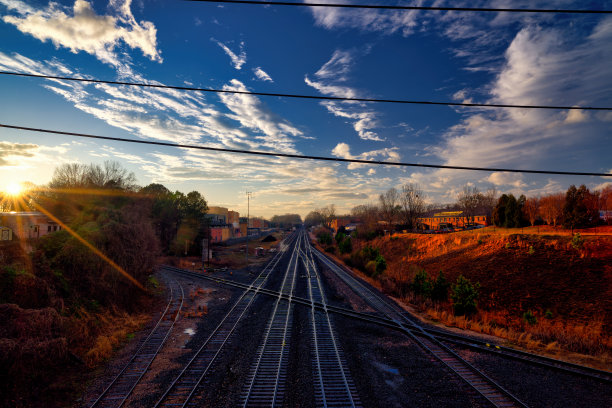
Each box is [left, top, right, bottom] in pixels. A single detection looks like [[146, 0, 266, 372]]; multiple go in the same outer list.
[[48, 225, 51, 232], [53, 226, 57, 231]]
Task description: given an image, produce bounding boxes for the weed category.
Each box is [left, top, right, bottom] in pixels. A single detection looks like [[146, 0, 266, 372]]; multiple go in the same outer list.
[[477, 239, 483, 245], [505, 242, 511, 249], [126, 333, 135, 340], [571, 233, 584, 250], [147, 275, 159, 289], [528, 246, 535, 255], [523, 309, 537, 325], [545, 309, 554, 319]]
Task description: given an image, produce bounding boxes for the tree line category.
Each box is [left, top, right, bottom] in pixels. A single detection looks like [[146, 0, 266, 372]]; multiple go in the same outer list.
[[305, 182, 610, 234]]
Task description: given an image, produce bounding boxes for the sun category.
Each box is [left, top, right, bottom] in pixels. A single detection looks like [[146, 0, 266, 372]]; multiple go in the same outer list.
[[4, 182, 23, 197]]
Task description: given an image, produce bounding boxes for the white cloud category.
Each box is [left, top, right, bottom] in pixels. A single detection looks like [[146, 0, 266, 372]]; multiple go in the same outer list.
[[314, 49, 353, 81], [487, 172, 526, 188], [2, 0, 161, 67], [213, 39, 246, 70], [331, 142, 399, 169], [305, 49, 385, 141], [219, 79, 304, 152], [307, 0, 420, 36], [253, 67, 273, 82]]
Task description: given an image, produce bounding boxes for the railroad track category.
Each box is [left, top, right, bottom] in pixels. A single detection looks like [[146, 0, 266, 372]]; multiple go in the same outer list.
[[313, 249, 528, 408], [167, 264, 612, 385], [302, 230, 361, 407], [89, 278, 185, 408], [239, 229, 302, 407], [156, 232, 296, 408]]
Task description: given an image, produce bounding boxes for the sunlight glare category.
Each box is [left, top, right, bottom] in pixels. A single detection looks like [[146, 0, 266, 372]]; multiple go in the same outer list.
[[4, 182, 23, 197]]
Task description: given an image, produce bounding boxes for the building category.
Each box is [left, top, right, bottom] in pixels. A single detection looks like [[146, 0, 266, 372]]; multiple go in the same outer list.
[[210, 225, 232, 243], [0, 212, 62, 240], [418, 211, 490, 231], [331, 217, 361, 232]]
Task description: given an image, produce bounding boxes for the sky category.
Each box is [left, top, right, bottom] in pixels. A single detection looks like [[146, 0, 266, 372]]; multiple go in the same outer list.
[[0, 0, 611, 219]]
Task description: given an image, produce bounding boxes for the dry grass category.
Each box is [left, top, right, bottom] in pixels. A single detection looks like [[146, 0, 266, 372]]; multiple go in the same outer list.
[[423, 304, 612, 369], [72, 308, 149, 367]]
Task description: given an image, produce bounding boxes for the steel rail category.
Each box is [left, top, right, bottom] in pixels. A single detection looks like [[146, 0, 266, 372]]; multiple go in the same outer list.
[[89, 278, 185, 408], [313, 249, 528, 408], [164, 265, 612, 383], [240, 230, 302, 407], [302, 230, 360, 407], [155, 232, 295, 408]]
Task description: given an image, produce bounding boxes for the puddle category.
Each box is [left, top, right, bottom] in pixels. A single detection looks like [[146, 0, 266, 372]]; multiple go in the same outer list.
[[374, 361, 400, 375], [184, 328, 196, 336]]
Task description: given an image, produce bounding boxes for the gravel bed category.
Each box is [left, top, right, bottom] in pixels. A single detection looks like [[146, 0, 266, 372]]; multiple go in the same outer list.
[[453, 345, 612, 408]]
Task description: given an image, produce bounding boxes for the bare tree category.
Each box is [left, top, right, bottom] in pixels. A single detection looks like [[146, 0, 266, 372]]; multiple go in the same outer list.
[[480, 187, 498, 216], [539, 193, 564, 226], [523, 197, 540, 226], [318, 204, 336, 228], [351, 204, 379, 232], [399, 183, 425, 230], [379, 187, 400, 228], [457, 185, 481, 227]]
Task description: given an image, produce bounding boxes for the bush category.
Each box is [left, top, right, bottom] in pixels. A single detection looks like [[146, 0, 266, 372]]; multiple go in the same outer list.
[[324, 245, 336, 254], [338, 237, 352, 254], [335, 232, 346, 244], [374, 254, 387, 276], [528, 246, 535, 255], [571, 233, 584, 250], [450, 275, 480, 316], [411, 269, 432, 297], [317, 232, 332, 246], [505, 242, 511, 249], [431, 270, 450, 302], [523, 310, 537, 325], [545, 309, 554, 319]]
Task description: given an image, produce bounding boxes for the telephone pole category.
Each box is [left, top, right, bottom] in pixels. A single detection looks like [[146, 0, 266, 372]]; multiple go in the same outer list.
[[245, 191, 252, 265]]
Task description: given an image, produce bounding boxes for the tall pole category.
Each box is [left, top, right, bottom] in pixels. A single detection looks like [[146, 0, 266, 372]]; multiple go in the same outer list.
[[246, 191, 252, 264]]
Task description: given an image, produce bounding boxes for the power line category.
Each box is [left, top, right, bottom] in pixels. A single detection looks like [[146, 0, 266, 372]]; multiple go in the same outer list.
[[2, 123, 610, 177], [185, 0, 612, 14], [2, 71, 610, 111]]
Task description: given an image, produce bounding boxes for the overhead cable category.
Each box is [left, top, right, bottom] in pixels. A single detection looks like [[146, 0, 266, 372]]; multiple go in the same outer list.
[[1, 71, 610, 111], [185, 0, 612, 14], [2, 123, 610, 177]]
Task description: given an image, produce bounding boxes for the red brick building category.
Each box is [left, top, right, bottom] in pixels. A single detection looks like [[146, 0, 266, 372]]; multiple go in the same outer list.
[[418, 211, 490, 231]]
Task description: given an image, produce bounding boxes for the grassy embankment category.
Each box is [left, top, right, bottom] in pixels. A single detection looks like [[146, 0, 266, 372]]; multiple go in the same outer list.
[[318, 226, 612, 369]]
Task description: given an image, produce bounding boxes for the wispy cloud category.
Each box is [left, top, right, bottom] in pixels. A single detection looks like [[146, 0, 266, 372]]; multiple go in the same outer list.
[[401, 16, 612, 199], [1, 0, 162, 67], [305, 49, 383, 141], [253, 67, 273, 82], [212, 38, 246, 70], [331, 142, 399, 169]]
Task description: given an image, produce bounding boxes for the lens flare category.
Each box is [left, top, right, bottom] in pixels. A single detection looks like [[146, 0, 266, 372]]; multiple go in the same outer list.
[[4, 182, 23, 196]]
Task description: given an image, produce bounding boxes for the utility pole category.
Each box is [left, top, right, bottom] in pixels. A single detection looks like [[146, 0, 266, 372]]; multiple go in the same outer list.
[[246, 191, 252, 265]]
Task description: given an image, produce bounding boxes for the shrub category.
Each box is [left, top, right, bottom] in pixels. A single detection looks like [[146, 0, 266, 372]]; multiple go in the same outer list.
[[324, 245, 335, 254], [571, 233, 584, 250], [528, 246, 535, 255], [317, 232, 332, 246], [335, 232, 346, 244], [505, 242, 511, 249], [545, 309, 554, 319], [477, 239, 483, 245], [431, 270, 450, 302], [338, 237, 352, 254], [365, 260, 377, 276], [374, 254, 387, 276], [411, 269, 432, 297], [523, 310, 537, 325], [450, 275, 480, 316]]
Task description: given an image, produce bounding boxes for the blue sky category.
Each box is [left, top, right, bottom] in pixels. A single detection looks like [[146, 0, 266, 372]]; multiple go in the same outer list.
[[0, 0, 611, 218]]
